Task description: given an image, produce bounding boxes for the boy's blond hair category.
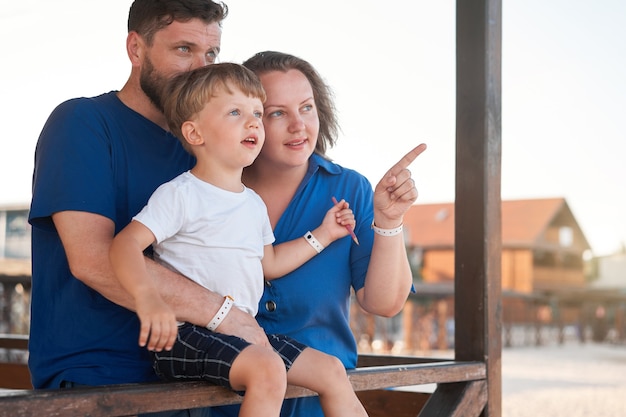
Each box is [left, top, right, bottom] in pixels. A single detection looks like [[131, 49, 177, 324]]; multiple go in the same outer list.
[[163, 63, 266, 152]]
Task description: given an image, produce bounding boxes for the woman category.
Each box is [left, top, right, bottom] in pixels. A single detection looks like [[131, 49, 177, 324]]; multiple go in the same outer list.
[[215, 51, 426, 417]]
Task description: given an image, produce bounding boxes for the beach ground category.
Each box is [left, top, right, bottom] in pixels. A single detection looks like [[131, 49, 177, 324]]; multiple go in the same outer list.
[[502, 342, 626, 417], [398, 341, 626, 416]]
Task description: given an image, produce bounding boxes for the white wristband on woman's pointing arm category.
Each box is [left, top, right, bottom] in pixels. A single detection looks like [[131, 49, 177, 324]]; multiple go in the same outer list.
[[371, 222, 403, 236]]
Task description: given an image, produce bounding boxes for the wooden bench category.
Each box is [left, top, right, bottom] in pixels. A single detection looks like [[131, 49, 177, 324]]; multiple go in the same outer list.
[[0, 334, 486, 416], [0, 355, 485, 416]]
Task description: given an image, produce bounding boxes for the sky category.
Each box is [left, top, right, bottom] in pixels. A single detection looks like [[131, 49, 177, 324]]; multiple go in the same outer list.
[[1, 0, 625, 256]]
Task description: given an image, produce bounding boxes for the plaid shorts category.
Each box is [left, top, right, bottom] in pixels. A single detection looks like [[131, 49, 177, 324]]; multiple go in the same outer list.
[[153, 323, 307, 391]]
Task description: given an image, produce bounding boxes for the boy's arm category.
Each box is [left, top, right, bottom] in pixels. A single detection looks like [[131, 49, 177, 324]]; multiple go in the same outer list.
[[262, 200, 355, 279], [109, 220, 177, 351], [109, 220, 157, 299]]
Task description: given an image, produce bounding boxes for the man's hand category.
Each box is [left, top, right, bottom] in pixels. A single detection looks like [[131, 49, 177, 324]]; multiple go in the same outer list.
[[218, 306, 271, 347]]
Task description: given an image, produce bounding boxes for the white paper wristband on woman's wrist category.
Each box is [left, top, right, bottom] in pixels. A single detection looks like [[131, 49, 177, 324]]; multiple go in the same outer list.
[[371, 222, 403, 237], [303, 231, 324, 253], [206, 295, 234, 331]]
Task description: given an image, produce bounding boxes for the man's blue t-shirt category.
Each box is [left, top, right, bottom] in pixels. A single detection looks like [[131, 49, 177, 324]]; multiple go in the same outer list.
[[28, 92, 195, 389]]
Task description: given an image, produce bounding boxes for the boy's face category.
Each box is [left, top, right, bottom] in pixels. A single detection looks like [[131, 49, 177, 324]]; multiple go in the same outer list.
[[188, 85, 265, 170]]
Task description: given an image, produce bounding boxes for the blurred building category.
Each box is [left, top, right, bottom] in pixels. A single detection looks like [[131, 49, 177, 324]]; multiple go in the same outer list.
[[393, 197, 626, 349], [0, 204, 31, 334], [351, 197, 624, 353], [404, 197, 591, 293], [592, 248, 626, 290]]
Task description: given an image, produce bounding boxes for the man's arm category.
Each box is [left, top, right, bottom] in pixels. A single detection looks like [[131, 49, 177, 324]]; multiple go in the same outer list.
[[53, 210, 269, 345]]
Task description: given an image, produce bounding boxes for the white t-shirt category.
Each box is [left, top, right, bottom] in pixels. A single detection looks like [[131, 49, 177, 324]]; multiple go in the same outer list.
[[133, 171, 274, 315]]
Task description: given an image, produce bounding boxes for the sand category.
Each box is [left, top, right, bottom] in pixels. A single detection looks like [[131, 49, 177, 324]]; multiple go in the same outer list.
[[502, 343, 626, 416]]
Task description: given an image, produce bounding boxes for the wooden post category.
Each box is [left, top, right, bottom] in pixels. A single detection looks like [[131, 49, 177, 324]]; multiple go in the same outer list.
[[455, 1, 502, 416]]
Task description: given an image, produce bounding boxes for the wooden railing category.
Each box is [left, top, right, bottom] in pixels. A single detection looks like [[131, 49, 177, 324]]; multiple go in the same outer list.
[[0, 334, 487, 417], [0, 334, 30, 390]]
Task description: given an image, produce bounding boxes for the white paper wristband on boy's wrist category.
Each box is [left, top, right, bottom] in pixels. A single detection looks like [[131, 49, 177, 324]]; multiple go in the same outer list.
[[206, 295, 234, 331], [371, 222, 404, 237], [303, 231, 325, 253]]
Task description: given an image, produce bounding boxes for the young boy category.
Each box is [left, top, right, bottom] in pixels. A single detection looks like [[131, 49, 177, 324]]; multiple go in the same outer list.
[[109, 63, 368, 417]]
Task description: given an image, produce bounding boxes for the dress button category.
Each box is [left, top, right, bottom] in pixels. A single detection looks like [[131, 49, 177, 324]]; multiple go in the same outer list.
[[265, 300, 277, 312]]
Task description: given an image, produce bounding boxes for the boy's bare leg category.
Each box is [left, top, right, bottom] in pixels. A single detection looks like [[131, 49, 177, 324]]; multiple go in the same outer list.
[[287, 348, 369, 417], [229, 344, 287, 417]]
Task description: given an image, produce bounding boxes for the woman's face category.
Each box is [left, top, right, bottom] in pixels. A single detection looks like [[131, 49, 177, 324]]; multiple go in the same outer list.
[[256, 69, 319, 169]]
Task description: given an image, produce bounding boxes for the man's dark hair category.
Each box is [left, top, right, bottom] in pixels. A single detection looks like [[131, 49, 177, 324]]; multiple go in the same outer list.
[[128, 0, 228, 44]]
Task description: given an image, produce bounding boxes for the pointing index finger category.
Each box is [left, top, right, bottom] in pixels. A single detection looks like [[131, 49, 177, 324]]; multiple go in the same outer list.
[[387, 143, 427, 177]]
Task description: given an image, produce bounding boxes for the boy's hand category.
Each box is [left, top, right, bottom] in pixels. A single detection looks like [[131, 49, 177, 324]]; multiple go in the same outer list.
[[135, 293, 178, 352], [318, 198, 356, 242]]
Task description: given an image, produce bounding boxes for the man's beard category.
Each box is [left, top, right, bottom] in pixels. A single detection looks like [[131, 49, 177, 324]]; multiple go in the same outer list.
[[139, 55, 170, 113]]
